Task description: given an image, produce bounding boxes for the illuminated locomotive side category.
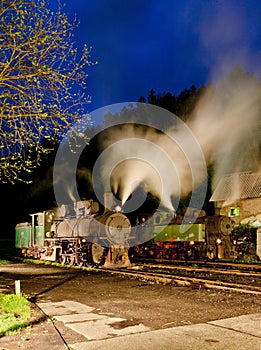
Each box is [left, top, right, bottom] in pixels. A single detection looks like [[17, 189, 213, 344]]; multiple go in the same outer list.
[[15, 197, 132, 267], [130, 210, 234, 261]]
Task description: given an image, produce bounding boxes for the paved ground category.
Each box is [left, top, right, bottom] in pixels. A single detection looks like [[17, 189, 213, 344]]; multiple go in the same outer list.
[[36, 300, 261, 350], [1, 298, 260, 350], [1, 260, 261, 349]]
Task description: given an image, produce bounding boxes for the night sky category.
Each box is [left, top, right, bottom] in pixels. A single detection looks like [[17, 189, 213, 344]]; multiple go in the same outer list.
[[58, 0, 261, 124]]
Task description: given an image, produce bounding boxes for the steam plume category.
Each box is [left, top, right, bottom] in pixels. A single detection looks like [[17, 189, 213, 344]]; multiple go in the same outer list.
[[190, 68, 260, 191], [98, 69, 260, 211]]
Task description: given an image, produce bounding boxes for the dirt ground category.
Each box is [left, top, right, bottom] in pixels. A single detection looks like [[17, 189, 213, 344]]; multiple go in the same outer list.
[[0, 261, 261, 349]]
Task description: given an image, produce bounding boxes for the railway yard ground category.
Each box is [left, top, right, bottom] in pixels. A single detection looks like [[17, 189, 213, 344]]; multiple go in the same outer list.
[[0, 258, 261, 350]]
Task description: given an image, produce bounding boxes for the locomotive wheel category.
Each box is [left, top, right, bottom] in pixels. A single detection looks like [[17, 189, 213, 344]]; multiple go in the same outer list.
[[69, 255, 76, 265], [89, 243, 107, 265], [77, 256, 90, 267], [59, 254, 67, 265], [206, 247, 216, 260]]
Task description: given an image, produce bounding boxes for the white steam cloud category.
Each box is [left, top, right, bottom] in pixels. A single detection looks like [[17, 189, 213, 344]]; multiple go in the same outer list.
[[189, 68, 260, 191], [97, 111, 207, 212], [98, 68, 260, 212], [96, 3, 261, 211]]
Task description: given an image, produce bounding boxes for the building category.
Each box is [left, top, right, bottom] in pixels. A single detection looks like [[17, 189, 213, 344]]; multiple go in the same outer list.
[[210, 172, 261, 258]]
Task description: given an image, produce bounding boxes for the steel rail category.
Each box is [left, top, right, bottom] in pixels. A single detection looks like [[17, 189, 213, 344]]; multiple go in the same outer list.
[[98, 267, 261, 295], [138, 263, 261, 277], [133, 258, 261, 271]]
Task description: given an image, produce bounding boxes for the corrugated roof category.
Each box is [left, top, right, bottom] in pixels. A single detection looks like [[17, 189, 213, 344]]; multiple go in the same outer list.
[[210, 172, 261, 202]]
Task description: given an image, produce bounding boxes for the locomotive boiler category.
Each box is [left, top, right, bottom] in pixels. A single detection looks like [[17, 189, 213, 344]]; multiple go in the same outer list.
[[15, 194, 132, 267]]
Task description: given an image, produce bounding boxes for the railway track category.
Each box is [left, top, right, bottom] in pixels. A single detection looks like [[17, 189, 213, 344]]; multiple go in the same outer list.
[[13, 255, 261, 295], [140, 262, 261, 278], [98, 262, 261, 295], [131, 257, 261, 271]]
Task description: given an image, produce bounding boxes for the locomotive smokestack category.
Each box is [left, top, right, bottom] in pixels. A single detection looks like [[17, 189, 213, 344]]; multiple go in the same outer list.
[[103, 192, 117, 213]]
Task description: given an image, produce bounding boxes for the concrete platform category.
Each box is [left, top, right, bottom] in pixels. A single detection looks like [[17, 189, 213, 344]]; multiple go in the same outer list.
[[71, 323, 261, 350], [37, 300, 261, 350]]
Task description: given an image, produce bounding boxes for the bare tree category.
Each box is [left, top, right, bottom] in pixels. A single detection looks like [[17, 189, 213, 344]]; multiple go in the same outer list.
[[0, 0, 95, 182]]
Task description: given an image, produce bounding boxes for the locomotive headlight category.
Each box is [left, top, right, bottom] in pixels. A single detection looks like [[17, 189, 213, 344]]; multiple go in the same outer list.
[[216, 238, 222, 244], [114, 205, 122, 212], [190, 240, 195, 245]]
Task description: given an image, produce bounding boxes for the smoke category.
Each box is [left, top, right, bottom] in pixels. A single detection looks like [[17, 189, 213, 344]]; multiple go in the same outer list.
[[101, 133, 188, 210], [194, 0, 261, 194], [191, 2, 261, 202], [96, 113, 207, 212], [53, 162, 92, 203], [199, 1, 261, 81], [189, 68, 260, 193], [88, 5, 260, 212], [96, 127, 178, 210], [96, 67, 260, 212]]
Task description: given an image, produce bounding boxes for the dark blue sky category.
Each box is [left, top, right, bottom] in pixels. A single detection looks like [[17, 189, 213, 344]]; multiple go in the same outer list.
[[60, 0, 261, 123]]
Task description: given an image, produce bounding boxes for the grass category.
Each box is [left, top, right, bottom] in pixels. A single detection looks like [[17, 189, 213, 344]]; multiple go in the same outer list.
[[0, 259, 10, 265], [0, 293, 31, 336]]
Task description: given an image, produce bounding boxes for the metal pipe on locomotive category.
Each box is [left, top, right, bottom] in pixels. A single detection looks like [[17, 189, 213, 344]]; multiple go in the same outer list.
[[15, 193, 132, 267]]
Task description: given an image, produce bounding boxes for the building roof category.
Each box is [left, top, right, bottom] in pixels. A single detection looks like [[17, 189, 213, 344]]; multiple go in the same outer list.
[[210, 172, 261, 202]]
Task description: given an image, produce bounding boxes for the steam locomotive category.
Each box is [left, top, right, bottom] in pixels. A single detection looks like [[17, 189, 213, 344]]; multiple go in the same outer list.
[[15, 193, 132, 267], [15, 192, 236, 267], [129, 209, 234, 261]]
